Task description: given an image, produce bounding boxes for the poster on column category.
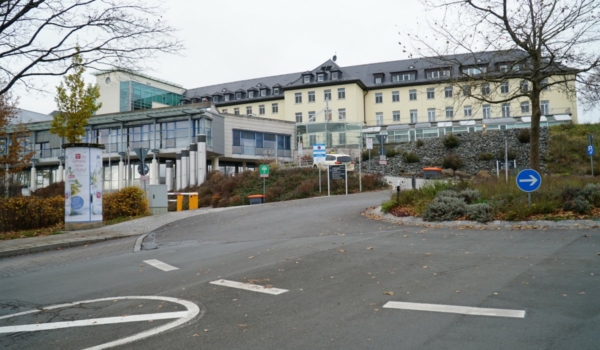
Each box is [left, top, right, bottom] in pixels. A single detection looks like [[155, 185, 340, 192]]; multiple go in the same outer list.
[[64, 147, 103, 223]]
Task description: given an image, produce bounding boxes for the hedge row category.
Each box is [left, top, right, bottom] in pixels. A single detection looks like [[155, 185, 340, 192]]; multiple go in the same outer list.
[[0, 196, 64, 232]]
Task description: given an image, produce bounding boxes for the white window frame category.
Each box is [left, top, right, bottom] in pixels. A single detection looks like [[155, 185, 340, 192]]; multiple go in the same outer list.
[[409, 89, 417, 101], [375, 76, 383, 84], [410, 110, 418, 124], [246, 106, 252, 115], [444, 86, 453, 98], [317, 74, 324, 82], [259, 105, 265, 115], [502, 103, 510, 118], [375, 93, 382, 103], [392, 111, 400, 122], [224, 94, 230, 101], [234, 108, 239, 115], [445, 107, 454, 119], [376, 112, 383, 125], [303, 75, 310, 83], [308, 91, 315, 102], [309, 111, 316, 122], [296, 112, 303, 123], [464, 105, 472, 117], [273, 87, 280, 94], [248, 91, 254, 98], [295, 92, 302, 104], [331, 72, 339, 80], [338, 88, 345, 99], [521, 101, 530, 113], [272, 103, 278, 113], [541, 100, 549, 115], [260, 89, 267, 97], [483, 104, 491, 119], [236, 92, 242, 99], [500, 82, 509, 94], [427, 88, 435, 99], [338, 108, 346, 120], [481, 83, 490, 95], [324, 90, 331, 101], [392, 91, 399, 102], [427, 108, 436, 122]]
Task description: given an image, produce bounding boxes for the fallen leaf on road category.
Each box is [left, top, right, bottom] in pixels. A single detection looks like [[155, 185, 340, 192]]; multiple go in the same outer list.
[[383, 291, 395, 296], [425, 253, 431, 256], [193, 334, 199, 337], [455, 290, 460, 293], [338, 249, 346, 253], [204, 329, 209, 332], [423, 266, 428, 269], [367, 247, 374, 250], [562, 294, 568, 297], [248, 256, 254, 259], [579, 291, 585, 295]]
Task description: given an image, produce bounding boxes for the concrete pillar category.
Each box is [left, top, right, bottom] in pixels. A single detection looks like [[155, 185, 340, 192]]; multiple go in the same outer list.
[[150, 158, 158, 185], [189, 143, 197, 187], [56, 164, 64, 182], [181, 150, 189, 190], [213, 156, 220, 173], [175, 152, 181, 190], [242, 161, 247, 172], [30, 166, 37, 191], [166, 160, 174, 191], [197, 134, 207, 185], [118, 160, 124, 190]]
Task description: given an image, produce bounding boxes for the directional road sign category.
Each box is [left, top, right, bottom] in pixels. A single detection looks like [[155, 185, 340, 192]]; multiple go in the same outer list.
[[366, 138, 373, 150], [516, 169, 542, 193], [259, 164, 269, 178], [328, 165, 346, 180], [313, 143, 326, 163], [587, 145, 595, 156]]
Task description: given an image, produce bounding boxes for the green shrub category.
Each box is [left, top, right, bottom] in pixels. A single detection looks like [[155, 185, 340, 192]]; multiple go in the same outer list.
[[381, 199, 398, 213], [403, 151, 420, 163], [478, 152, 494, 161], [443, 134, 460, 149], [436, 190, 461, 198], [563, 196, 591, 214], [581, 183, 600, 207], [416, 139, 424, 148], [517, 129, 531, 143], [442, 154, 463, 170], [386, 147, 401, 158], [496, 148, 518, 160], [0, 196, 64, 232], [466, 203, 494, 222], [103, 187, 148, 221], [459, 189, 481, 204], [421, 196, 467, 221]]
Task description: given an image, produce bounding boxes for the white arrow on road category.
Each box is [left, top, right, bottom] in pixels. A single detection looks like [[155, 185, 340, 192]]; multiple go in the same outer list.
[[518, 175, 538, 186]]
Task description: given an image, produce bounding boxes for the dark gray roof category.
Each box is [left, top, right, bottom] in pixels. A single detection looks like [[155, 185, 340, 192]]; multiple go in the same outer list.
[[14, 109, 53, 124], [184, 50, 531, 102]]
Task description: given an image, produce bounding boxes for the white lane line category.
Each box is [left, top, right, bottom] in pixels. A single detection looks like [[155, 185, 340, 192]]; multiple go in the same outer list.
[[0, 311, 189, 333], [383, 301, 525, 318], [133, 233, 148, 252], [210, 279, 288, 295], [143, 259, 179, 272]]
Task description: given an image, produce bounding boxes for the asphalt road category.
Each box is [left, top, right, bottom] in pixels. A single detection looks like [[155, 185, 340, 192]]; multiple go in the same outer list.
[[0, 190, 598, 350]]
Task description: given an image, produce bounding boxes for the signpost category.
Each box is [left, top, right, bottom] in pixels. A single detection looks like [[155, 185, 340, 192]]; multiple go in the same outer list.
[[327, 165, 348, 196], [376, 132, 388, 184], [313, 143, 326, 193], [588, 134, 594, 177], [516, 169, 542, 207], [259, 164, 269, 201]]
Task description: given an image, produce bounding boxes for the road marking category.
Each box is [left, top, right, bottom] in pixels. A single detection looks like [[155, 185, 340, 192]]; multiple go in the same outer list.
[[133, 233, 148, 252], [143, 259, 179, 271], [383, 301, 525, 318], [0, 311, 189, 333], [0, 296, 202, 350], [210, 279, 288, 295]]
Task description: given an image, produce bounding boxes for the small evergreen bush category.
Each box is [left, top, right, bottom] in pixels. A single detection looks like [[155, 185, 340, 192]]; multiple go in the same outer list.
[[466, 203, 494, 223], [386, 147, 401, 158], [421, 196, 467, 221], [581, 183, 600, 207], [478, 152, 494, 161], [403, 151, 420, 163], [517, 129, 531, 144], [416, 139, 425, 148], [443, 134, 460, 149], [496, 148, 518, 160], [459, 189, 481, 204], [103, 187, 148, 221], [563, 196, 591, 214], [442, 154, 463, 170], [381, 199, 398, 213], [436, 190, 461, 198]]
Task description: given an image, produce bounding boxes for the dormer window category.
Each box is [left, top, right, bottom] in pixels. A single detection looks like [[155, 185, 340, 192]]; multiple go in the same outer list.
[[392, 71, 416, 82], [213, 95, 220, 102], [317, 74, 324, 82], [303, 75, 311, 83], [236, 92, 242, 99], [331, 72, 339, 80], [462, 66, 487, 76], [374, 74, 384, 84], [426, 68, 451, 79], [260, 89, 267, 97], [224, 94, 230, 102], [273, 87, 280, 94], [499, 65, 508, 72], [248, 91, 255, 98]]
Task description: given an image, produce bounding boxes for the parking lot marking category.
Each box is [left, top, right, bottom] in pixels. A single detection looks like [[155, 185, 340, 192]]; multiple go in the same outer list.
[[0, 311, 189, 333], [210, 279, 288, 295], [0, 296, 201, 350], [143, 259, 179, 271], [383, 301, 525, 318]]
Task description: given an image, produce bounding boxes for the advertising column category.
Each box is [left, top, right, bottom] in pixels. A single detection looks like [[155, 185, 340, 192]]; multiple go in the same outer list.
[[64, 144, 104, 230]]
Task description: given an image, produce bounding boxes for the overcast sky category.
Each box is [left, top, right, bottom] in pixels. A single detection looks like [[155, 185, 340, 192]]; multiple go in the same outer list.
[[15, 0, 599, 123]]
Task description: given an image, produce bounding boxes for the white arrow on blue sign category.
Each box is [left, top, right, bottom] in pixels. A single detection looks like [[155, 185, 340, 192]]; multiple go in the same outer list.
[[516, 169, 542, 193]]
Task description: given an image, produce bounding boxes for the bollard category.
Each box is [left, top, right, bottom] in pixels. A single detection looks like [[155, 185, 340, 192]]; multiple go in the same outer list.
[[411, 174, 416, 189], [189, 194, 198, 210], [396, 185, 401, 204], [176, 194, 183, 212]]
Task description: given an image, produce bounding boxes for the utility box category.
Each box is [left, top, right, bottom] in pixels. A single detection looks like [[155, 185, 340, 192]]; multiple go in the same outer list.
[[148, 184, 168, 215], [248, 194, 265, 205], [423, 167, 442, 179]]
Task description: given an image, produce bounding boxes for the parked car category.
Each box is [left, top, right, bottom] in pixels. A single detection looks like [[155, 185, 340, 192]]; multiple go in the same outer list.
[[313, 154, 355, 171]]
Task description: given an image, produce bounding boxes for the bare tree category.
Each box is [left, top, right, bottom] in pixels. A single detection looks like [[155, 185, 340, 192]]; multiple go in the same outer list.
[[403, 0, 600, 171], [0, 0, 183, 95], [0, 91, 34, 181]]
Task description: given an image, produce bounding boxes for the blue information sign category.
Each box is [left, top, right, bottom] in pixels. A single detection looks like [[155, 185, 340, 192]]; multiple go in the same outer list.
[[516, 169, 542, 193], [587, 145, 595, 156]]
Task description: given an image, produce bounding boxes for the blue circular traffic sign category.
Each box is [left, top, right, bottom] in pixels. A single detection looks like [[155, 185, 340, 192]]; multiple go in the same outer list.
[[516, 169, 542, 192]]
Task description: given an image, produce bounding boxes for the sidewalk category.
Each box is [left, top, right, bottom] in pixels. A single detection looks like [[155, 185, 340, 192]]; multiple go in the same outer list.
[[0, 207, 235, 259]]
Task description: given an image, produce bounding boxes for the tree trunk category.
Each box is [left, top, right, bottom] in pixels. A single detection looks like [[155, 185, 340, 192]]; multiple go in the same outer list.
[[529, 89, 542, 172]]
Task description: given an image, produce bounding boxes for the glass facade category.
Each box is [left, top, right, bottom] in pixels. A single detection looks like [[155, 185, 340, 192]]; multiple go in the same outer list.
[[120, 81, 182, 112], [232, 129, 291, 157]]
